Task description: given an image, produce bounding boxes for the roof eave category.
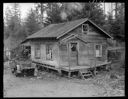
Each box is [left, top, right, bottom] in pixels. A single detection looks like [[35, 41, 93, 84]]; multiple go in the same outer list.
[[21, 37, 58, 44], [20, 39, 29, 44], [57, 18, 88, 39]]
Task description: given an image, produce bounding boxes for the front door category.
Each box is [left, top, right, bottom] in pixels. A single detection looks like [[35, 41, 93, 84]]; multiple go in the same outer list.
[[70, 42, 78, 66]]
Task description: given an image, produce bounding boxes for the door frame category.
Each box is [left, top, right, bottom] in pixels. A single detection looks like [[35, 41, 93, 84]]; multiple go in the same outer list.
[[68, 41, 79, 66]]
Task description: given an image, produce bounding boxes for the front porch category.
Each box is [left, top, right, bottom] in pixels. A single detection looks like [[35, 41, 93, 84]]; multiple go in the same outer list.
[[32, 60, 111, 78], [60, 61, 111, 72], [60, 61, 111, 78]]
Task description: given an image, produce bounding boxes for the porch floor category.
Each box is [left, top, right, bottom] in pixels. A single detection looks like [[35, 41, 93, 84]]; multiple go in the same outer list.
[[33, 60, 111, 73], [61, 66, 90, 71], [60, 61, 111, 72]]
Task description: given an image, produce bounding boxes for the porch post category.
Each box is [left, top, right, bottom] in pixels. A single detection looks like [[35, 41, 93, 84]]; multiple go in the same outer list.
[[93, 43, 97, 76], [68, 43, 71, 78], [58, 42, 62, 76]]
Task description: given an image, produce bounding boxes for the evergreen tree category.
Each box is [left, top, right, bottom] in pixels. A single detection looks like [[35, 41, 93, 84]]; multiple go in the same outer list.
[[35, 3, 65, 26], [4, 3, 21, 38], [4, 6, 13, 39], [104, 3, 125, 41], [4, 21, 10, 40], [25, 8, 42, 36], [64, 3, 106, 27], [45, 3, 105, 27]]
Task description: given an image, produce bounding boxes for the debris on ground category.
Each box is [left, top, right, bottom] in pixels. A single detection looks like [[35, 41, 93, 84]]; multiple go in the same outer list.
[[110, 73, 119, 79], [91, 65, 125, 96]]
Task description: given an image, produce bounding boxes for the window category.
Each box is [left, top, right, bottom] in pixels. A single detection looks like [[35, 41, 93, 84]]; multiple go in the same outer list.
[[70, 43, 77, 52], [82, 24, 89, 34], [46, 44, 52, 60], [24, 46, 31, 58], [35, 44, 41, 59], [95, 44, 102, 57]]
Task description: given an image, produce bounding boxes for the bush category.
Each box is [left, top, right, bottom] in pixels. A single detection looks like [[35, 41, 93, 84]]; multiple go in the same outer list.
[[108, 51, 120, 62], [11, 45, 31, 61]]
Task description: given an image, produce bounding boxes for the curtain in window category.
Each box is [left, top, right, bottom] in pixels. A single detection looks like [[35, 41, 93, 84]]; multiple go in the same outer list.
[[35, 45, 41, 59], [46, 44, 52, 60]]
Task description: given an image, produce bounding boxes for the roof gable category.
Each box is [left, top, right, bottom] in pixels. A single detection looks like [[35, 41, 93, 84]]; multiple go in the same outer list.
[[57, 19, 112, 39], [59, 34, 92, 45]]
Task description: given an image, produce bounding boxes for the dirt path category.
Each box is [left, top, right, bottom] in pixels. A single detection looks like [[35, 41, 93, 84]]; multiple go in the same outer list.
[[5, 80, 103, 97], [4, 73, 106, 97]]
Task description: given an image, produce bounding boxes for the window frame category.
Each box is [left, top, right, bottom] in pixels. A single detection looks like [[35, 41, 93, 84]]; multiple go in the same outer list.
[[35, 44, 41, 59], [46, 44, 53, 60], [69, 41, 79, 53], [95, 44, 102, 57], [82, 24, 89, 34]]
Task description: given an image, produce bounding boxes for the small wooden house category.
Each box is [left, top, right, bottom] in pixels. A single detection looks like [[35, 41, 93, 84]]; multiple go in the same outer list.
[[22, 18, 113, 77]]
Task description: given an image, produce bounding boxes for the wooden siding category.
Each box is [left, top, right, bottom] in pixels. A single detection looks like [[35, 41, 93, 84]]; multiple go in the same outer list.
[[29, 20, 109, 68], [31, 44, 35, 60], [60, 38, 94, 66], [58, 22, 108, 67], [30, 40, 59, 67], [52, 43, 59, 67], [95, 42, 108, 62], [78, 40, 93, 66], [59, 21, 107, 42], [59, 43, 69, 66], [41, 44, 46, 60]]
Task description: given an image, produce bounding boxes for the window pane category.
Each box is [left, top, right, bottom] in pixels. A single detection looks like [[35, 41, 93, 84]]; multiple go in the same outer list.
[[82, 24, 88, 32], [95, 45, 102, 57], [96, 45, 100, 50], [71, 43, 77, 52], [46, 44, 52, 60], [35, 45, 41, 59]]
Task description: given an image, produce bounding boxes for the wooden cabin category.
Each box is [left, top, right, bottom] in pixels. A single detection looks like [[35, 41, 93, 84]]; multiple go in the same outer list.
[[21, 18, 113, 77]]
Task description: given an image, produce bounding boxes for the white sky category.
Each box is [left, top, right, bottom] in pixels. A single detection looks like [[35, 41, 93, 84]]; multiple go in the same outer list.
[[3, 3, 35, 19], [3, 3, 111, 19]]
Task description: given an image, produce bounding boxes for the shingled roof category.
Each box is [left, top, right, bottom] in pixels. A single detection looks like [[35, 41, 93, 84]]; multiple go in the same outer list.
[[23, 18, 112, 42]]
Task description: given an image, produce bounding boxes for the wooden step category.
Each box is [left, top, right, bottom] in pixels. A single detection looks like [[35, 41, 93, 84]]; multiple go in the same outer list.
[[79, 69, 93, 79]]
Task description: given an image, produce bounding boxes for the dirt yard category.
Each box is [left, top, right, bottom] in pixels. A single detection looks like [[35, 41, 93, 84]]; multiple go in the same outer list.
[[4, 61, 125, 97]]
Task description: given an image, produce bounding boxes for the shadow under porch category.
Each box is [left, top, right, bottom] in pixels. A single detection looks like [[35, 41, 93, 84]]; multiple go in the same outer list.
[[32, 60, 111, 78]]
